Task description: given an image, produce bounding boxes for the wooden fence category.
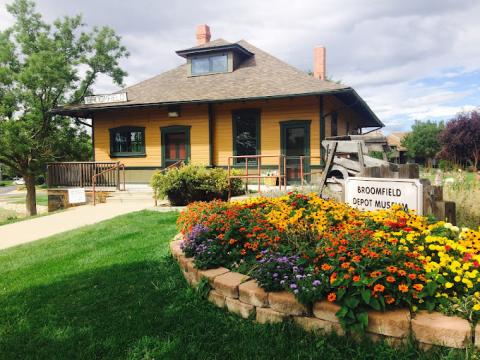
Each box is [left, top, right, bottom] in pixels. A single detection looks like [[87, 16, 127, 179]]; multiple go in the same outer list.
[[46, 162, 122, 189]]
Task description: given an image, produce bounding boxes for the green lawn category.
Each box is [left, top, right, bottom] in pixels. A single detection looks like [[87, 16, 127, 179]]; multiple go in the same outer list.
[[0, 207, 20, 225], [6, 192, 48, 206], [0, 211, 461, 359], [0, 180, 13, 186]]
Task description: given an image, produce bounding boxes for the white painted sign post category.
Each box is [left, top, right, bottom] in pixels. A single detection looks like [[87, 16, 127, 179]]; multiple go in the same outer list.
[[84, 92, 127, 105], [68, 188, 86, 204], [345, 177, 423, 214]]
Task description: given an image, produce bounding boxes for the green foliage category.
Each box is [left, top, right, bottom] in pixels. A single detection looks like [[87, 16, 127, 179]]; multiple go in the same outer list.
[[401, 120, 444, 165], [196, 277, 212, 299], [151, 164, 243, 206], [439, 159, 454, 172], [368, 151, 385, 160], [0, 0, 128, 214]]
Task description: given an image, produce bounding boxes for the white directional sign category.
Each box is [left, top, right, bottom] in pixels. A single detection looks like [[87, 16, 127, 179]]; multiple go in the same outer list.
[[68, 188, 86, 204], [84, 92, 127, 105], [345, 177, 423, 214]]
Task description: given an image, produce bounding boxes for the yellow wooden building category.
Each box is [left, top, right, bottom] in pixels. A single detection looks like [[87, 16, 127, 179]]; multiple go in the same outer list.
[[55, 25, 383, 183]]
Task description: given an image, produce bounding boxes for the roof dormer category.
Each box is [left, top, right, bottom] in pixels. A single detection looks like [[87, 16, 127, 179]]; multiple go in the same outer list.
[[176, 25, 254, 77]]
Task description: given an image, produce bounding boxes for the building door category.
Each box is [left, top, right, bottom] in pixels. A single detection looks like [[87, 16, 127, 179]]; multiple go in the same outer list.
[[161, 126, 191, 168], [281, 121, 310, 184]]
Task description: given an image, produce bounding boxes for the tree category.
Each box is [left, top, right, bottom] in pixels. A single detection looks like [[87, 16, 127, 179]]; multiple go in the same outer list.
[[439, 110, 480, 170], [401, 120, 443, 166], [0, 0, 128, 215]]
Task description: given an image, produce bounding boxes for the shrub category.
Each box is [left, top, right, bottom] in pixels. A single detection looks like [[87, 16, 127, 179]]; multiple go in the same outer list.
[[151, 164, 243, 206]]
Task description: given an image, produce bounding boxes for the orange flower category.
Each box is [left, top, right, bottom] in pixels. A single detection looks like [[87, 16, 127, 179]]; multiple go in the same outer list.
[[386, 266, 397, 273], [386, 276, 396, 283], [321, 264, 332, 271], [385, 295, 395, 304], [330, 272, 338, 284], [343, 274, 351, 280], [373, 284, 385, 293], [397, 270, 407, 276], [352, 255, 362, 262], [240, 249, 246, 256], [327, 292, 337, 302], [229, 239, 236, 245], [370, 271, 382, 278], [383, 249, 392, 256], [398, 284, 409, 293], [353, 275, 361, 282], [413, 284, 424, 291], [408, 273, 417, 280], [341, 262, 350, 269]]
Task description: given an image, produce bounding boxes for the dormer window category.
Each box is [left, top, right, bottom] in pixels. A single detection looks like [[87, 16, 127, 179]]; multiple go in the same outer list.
[[191, 53, 228, 76]]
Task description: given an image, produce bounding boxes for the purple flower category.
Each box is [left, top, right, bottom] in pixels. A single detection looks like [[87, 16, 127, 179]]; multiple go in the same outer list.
[[273, 273, 278, 278], [312, 280, 321, 287], [290, 283, 297, 289]]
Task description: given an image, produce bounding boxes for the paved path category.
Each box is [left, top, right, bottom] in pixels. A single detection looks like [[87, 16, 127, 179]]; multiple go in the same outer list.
[[0, 186, 15, 195], [0, 201, 181, 251]]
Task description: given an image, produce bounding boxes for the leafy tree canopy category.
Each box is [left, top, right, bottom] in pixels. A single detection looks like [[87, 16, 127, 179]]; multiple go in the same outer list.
[[439, 110, 480, 170], [0, 0, 129, 215], [401, 120, 444, 165]]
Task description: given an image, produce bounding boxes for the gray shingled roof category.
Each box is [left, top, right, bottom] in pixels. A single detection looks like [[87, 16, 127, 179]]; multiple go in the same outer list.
[[177, 38, 232, 51], [54, 39, 383, 127]]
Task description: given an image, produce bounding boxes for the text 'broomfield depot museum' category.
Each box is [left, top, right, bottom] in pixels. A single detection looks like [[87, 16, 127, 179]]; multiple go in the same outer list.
[[54, 25, 384, 183]]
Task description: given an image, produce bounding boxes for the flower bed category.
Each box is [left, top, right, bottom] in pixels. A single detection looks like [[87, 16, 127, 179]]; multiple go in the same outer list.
[[175, 192, 480, 347]]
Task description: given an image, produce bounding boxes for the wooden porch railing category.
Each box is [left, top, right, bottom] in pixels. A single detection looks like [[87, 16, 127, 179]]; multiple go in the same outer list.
[[47, 161, 125, 190], [47, 162, 123, 189]]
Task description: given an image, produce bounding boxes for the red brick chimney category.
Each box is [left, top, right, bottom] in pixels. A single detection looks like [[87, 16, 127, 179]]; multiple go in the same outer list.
[[196, 24, 211, 45], [313, 46, 326, 80]]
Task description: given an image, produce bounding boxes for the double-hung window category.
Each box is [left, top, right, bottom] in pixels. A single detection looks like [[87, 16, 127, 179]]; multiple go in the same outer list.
[[109, 126, 146, 157]]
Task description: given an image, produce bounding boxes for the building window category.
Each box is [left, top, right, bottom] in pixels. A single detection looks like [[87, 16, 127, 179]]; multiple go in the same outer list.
[[109, 126, 145, 157], [191, 53, 228, 75], [331, 112, 338, 137], [161, 125, 191, 168], [232, 110, 260, 164]]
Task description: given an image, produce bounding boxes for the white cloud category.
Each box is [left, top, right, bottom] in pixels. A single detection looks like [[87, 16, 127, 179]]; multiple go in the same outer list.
[[1, 0, 479, 131]]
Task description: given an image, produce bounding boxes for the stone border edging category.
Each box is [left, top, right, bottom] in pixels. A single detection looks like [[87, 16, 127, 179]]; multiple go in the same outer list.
[[170, 236, 474, 350]]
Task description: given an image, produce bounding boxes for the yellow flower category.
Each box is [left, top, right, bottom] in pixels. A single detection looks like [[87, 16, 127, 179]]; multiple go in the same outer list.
[[454, 276, 461, 282], [445, 282, 454, 289]]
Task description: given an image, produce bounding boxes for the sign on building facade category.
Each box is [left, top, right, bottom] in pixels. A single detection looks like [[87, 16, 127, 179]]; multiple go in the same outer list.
[[84, 92, 127, 105], [345, 177, 423, 214]]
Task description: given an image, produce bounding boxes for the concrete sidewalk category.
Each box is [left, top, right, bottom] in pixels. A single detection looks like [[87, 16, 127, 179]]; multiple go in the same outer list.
[[0, 202, 180, 251]]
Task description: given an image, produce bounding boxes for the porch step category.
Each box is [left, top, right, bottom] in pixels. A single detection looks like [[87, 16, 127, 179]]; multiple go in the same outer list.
[[104, 186, 155, 204]]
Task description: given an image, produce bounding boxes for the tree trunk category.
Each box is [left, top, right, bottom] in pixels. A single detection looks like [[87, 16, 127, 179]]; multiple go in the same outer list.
[[24, 173, 37, 216]]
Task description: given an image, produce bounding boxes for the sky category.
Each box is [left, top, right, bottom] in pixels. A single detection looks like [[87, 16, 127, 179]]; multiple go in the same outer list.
[[1, 0, 479, 133]]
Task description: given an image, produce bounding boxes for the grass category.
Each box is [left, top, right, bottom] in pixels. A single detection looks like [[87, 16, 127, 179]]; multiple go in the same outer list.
[[0, 211, 464, 359], [421, 169, 480, 228], [0, 207, 20, 226], [0, 180, 13, 187], [5, 192, 48, 206]]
